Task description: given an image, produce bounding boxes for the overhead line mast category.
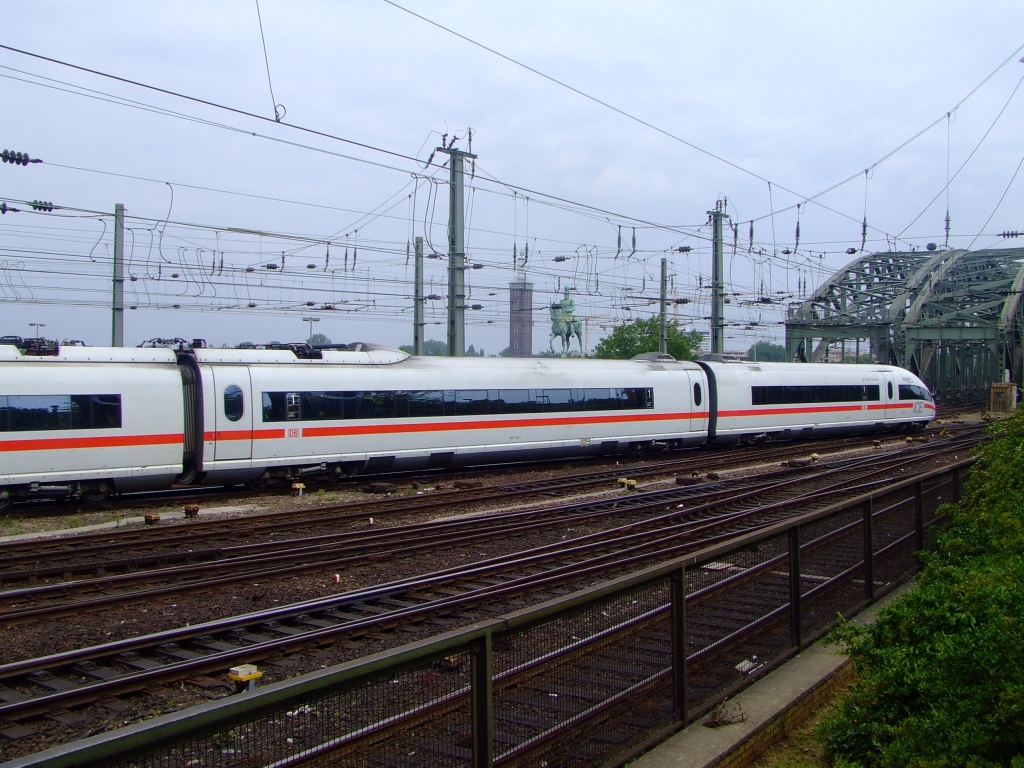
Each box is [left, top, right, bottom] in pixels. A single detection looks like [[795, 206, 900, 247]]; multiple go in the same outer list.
[[438, 138, 476, 357], [709, 200, 728, 355]]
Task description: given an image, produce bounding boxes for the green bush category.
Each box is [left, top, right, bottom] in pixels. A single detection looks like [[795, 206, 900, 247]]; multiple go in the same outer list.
[[820, 409, 1024, 768]]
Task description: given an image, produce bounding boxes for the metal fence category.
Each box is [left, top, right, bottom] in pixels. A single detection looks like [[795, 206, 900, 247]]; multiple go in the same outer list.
[[7, 460, 966, 768]]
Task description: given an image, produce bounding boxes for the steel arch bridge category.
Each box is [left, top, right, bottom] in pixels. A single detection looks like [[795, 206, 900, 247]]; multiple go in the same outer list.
[[785, 247, 1024, 402]]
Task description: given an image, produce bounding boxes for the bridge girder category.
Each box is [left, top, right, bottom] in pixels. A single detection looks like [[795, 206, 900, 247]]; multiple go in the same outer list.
[[785, 247, 1024, 402]]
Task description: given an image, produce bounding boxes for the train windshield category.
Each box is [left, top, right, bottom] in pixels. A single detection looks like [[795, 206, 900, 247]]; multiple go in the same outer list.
[[898, 384, 931, 401]]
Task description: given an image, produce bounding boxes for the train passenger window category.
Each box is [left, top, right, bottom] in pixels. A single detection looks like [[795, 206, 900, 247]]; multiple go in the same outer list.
[[442, 391, 457, 417], [300, 391, 330, 421], [899, 384, 930, 401], [262, 392, 285, 421], [70, 395, 122, 429], [256, 385, 655, 422], [363, 391, 396, 419], [1, 394, 122, 431], [321, 391, 347, 419], [455, 390, 488, 416], [393, 391, 410, 418], [496, 389, 532, 414], [7, 395, 72, 431], [582, 389, 611, 411], [534, 388, 571, 413], [751, 385, 880, 405], [620, 388, 654, 409], [408, 390, 444, 417], [0, 394, 122, 431], [693, 383, 702, 406], [224, 385, 244, 422], [887, 382, 893, 399]]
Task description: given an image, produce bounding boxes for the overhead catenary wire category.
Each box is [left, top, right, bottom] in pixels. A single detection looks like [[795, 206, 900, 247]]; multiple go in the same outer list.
[[381, 1, 1024, 249], [966, 150, 1024, 251], [0, 49, 708, 239], [898, 71, 1024, 238], [254, 0, 284, 122]]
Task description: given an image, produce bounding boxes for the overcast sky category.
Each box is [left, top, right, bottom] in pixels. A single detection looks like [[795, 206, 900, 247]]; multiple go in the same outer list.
[[1, 1, 1022, 353]]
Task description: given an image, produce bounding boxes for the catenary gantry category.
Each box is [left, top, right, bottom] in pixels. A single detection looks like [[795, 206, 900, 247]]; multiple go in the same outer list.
[[785, 247, 1024, 402]]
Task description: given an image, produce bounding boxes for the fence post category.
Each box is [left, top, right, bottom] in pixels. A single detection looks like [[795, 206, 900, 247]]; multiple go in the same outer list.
[[863, 498, 875, 602], [789, 526, 802, 649], [914, 480, 924, 555], [671, 567, 688, 724], [471, 633, 494, 768]]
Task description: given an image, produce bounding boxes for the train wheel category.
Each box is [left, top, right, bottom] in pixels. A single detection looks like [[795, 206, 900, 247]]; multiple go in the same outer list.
[[0, 489, 10, 514], [82, 482, 112, 505]]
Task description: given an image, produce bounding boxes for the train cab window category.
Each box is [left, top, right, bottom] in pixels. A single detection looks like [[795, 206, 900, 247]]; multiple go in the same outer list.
[[224, 385, 245, 422], [887, 382, 893, 400], [899, 384, 931, 401], [693, 383, 702, 407]]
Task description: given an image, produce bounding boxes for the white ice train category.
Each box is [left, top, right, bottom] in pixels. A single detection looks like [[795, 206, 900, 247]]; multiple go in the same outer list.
[[0, 339, 935, 512]]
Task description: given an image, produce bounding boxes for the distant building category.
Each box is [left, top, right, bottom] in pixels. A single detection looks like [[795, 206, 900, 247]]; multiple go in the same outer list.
[[509, 281, 533, 357]]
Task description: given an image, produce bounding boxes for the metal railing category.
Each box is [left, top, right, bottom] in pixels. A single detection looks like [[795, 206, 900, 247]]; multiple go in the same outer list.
[[5, 460, 966, 768]]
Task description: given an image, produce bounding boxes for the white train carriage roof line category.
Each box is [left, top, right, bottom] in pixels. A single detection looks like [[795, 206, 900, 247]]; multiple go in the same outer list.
[[194, 345, 410, 366], [0, 345, 178, 364]]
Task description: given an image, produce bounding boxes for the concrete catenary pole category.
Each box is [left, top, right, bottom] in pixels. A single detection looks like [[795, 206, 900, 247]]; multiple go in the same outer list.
[[659, 256, 668, 354], [438, 144, 476, 357], [413, 236, 424, 355], [112, 203, 125, 347], [710, 200, 726, 355]]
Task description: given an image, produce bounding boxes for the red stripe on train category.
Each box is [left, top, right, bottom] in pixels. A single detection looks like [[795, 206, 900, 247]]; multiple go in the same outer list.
[[301, 411, 700, 439], [0, 433, 184, 452]]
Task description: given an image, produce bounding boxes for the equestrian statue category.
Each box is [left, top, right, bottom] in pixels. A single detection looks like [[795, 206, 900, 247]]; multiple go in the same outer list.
[[549, 287, 584, 356]]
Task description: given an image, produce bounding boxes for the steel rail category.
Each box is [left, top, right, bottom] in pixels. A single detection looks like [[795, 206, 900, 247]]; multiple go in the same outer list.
[[0, 443, 972, 721], [0, 439, 969, 621]]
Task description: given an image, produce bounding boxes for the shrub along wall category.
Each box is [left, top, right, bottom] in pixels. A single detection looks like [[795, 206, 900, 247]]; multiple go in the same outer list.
[[821, 410, 1024, 768]]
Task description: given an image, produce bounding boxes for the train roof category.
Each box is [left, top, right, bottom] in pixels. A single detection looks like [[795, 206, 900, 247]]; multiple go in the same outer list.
[[700, 359, 906, 374], [192, 345, 411, 365], [0, 344, 178, 364], [0, 342, 706, 372]]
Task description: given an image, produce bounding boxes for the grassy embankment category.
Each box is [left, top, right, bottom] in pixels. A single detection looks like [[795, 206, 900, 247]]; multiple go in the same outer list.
[[760, 409, 1024, 768]]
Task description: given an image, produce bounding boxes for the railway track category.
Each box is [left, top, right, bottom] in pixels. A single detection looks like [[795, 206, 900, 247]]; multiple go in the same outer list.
[[0, 421, 979, 574], [0, 430, 980, 620], [0, 436, 975, 730]]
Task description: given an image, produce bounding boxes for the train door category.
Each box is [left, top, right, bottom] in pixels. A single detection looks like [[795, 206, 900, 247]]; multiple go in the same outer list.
[[212, 367, 253, 461], [882, 372, 896, 419], [687, 371, 708, 434]]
